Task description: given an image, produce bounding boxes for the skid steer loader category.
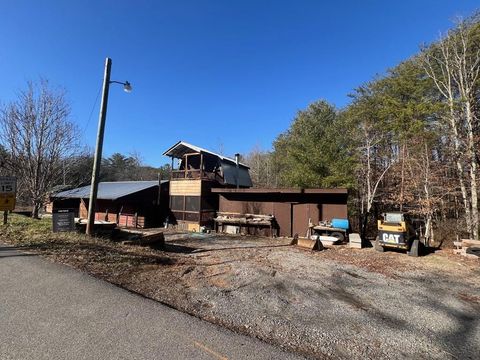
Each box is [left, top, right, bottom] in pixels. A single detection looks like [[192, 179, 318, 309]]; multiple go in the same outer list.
[[375, 212, 426, 257]]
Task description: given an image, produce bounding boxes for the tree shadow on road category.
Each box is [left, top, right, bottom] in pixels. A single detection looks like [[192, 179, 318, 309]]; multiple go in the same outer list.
[[8, 240, 178, 267], [0, 245, 38, 259]]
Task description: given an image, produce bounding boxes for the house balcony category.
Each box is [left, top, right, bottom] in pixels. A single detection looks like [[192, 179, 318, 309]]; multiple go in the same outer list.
[[171, 170, 223, 182]]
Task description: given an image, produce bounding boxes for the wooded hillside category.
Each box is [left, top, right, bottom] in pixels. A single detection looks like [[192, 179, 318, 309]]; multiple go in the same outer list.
[[243, 14, 480, 242]]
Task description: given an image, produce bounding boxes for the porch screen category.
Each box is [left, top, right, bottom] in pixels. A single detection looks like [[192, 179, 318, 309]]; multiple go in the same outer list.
[[170, 196, 184, 211], [185, 196, 200, 212]]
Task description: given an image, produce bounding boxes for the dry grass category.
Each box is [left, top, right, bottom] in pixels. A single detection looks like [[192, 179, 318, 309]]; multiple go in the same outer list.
[[1, 213, 84, 245], [0, 214, 183, 279]]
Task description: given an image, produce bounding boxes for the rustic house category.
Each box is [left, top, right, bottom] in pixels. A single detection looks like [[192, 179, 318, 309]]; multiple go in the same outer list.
[[212, 188, 348, 237], [163, 141, 253, 231], [51, 180, 169, 228]]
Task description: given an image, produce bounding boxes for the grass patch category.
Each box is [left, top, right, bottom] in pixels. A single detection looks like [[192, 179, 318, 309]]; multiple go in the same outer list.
[[0, 213, 178, 273], [0, 213, 86, 246]]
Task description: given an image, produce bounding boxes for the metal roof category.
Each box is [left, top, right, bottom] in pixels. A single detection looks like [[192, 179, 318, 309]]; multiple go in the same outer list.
[[52, 181, 167, 200], [220, 160, 253, 188], [163, 141, 250, 168], [211, 188, 348, 194]]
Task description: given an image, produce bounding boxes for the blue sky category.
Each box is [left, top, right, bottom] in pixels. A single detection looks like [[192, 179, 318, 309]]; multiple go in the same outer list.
[[0, 1, 478, 166]]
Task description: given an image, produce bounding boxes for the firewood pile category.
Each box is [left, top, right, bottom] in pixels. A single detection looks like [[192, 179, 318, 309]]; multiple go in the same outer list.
[[453, 239, 480, 260]]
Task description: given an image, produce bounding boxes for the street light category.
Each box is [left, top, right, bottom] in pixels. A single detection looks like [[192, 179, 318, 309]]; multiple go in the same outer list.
[[86, 57, 132, 236], [110, 80, 132, 93]]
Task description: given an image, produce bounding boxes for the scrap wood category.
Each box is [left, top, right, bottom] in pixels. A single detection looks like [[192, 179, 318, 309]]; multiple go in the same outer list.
[[461, 239, 480, 247], [122, 232, 165, 247], [453, 239, 480, 259], [214, 214, 273, 226]]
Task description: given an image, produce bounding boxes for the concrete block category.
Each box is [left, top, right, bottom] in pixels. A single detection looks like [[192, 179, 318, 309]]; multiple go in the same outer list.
[[349, 233, 362, 248]]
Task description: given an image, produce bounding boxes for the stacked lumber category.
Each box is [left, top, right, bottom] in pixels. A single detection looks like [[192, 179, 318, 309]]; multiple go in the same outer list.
[[453, 239, 480, 260], [214, 213, 274, 226]]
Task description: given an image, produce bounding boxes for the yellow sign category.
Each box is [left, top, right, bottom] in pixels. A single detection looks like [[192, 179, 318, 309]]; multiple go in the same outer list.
[[0, 176, 16, 211], [0, 194, 16, 211]]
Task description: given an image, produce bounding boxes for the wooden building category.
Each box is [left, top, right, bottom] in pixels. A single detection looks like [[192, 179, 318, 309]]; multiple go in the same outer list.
[[163, 141, 253, 232], [51, 180, 169, 228], [212, 188, 348, 237]]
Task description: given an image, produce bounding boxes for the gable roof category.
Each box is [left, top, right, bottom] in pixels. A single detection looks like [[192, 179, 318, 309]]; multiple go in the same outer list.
[[163, 141, 249, 169], [52, 181, 167, 200]]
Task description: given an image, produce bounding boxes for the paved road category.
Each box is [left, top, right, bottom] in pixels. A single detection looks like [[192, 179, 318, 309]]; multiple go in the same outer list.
[[0, 244, 302, 360]]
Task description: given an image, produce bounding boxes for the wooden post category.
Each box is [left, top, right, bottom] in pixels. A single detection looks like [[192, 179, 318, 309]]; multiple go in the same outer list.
[[134, 212, 138, 228], [290, 203, 294, 237], [3, 211, 7, 225], [157, 173, 162, 206], [200, 152, 204, 179], [185, 154, 188, 178]]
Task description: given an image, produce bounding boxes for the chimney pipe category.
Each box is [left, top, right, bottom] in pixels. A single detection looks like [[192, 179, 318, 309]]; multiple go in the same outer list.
[[235, 153, 240, 189]]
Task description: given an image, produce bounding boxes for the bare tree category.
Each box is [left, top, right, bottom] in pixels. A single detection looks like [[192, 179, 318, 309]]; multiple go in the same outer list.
[[243, 145, 277, 188], [356, 119, 395, 239], [421, 16, 480, 239], [0, 79, 79, 218]]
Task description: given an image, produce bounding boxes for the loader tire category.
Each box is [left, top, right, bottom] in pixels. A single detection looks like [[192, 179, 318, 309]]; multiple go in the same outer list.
[[331, 231, 345, 242]]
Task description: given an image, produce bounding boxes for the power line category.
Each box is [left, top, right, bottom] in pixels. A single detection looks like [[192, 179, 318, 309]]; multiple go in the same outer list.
[[83, 83, 102, 133]]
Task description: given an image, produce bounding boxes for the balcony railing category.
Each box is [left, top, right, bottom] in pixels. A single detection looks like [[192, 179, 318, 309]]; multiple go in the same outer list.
[[171, 170, 223, 182]]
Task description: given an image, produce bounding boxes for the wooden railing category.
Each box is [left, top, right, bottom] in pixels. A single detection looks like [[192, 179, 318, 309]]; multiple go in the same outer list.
[[171, 170, 222, 182]]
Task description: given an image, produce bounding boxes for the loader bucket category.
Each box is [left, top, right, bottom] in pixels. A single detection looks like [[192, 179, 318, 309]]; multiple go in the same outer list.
[[293, 237, 323, 251]]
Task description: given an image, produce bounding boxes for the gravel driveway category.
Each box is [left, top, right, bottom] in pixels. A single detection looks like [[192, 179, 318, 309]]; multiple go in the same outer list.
[[4, 229, 479, 359], [117, 234, 480, 359]]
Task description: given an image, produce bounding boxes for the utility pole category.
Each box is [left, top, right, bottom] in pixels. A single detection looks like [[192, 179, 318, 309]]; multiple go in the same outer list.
[[86, 58, 112, 235]]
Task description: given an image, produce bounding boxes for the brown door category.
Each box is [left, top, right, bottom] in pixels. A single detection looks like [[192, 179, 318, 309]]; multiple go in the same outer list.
[[292, 204, 309, 238], [292, 204, 320, 237]]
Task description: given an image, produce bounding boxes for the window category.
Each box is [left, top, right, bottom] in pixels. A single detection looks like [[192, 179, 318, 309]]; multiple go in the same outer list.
[[171, 196, 184, 211], [384, 213, 403, 223], [185, 196, 200, 212]]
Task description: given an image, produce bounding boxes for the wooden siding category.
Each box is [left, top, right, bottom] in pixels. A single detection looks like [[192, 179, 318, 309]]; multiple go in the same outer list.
[[69, 182, 170, 228], [118, 214, 146, 228], [293, 204, 320, 237], [217, 192, 347, 237], [321, 203, 347, 220], [170, 179, 202, 196]]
